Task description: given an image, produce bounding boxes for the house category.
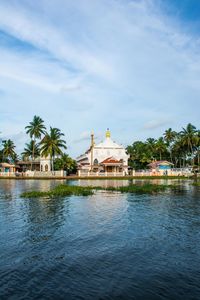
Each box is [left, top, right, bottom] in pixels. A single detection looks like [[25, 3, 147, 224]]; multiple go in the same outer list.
[[0, 163, 17, 174], [148, 160, 173, 175]]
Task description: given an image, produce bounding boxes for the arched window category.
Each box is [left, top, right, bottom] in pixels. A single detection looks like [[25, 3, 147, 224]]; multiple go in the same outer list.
[[45, 164, 48, 172], [94, 159, 98, 165], [41, 165, 43, 172]]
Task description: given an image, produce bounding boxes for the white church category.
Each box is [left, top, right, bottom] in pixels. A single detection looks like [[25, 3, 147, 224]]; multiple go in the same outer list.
[[76, 129, 129, 176]]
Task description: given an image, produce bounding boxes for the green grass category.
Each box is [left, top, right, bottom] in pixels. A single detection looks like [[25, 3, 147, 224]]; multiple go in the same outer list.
[[104, 184, 170, 194], [192, 181, 200, 186], [20, 185, 94, 198], [20, 183, 174, 198]]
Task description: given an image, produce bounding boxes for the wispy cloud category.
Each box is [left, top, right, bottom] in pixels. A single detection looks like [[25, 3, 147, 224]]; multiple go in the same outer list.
[[0, 0, 199, 156], [142, 119, 171, 130]]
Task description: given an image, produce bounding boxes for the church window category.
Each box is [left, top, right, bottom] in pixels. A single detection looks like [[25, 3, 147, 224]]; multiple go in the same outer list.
[[94, 159, 98, 165]]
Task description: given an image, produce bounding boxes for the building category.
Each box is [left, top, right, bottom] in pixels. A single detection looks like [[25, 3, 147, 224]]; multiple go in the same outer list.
[[76, 129, 129, 176], [147, 160, 173, 175], [0, 163, 17, 174]]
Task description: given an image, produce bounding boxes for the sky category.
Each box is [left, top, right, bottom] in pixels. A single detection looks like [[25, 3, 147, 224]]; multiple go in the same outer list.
[[0, 0, 200, 157]]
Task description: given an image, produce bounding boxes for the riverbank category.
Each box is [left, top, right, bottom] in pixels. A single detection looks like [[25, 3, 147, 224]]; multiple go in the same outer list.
[[0, 175, 192, 180]]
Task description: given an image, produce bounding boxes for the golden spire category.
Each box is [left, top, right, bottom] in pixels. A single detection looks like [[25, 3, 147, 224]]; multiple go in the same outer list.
[[106, 128, 111, 138]]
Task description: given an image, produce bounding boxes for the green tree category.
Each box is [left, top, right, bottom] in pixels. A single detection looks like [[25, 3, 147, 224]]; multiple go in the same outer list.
[[25, 115, 46, 169], [40, 127, 67, 171], [22, 140, 40, 160], [54, 153, 77, 174], [2, 139, 16, 162], [180, 123, 197, 166], [163, 128, 177, 162], [155, 137, 167, 161]]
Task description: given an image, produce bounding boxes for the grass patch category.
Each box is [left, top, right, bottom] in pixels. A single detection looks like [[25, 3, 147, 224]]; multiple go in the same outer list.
[[20, 185, 94, 198], [192, 181, 200, 186], [20, 183, 174, 198], [104, 184, 170, 194]]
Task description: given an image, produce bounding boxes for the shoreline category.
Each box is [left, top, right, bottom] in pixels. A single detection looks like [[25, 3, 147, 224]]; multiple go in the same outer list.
[[0, 175, 193, 180]]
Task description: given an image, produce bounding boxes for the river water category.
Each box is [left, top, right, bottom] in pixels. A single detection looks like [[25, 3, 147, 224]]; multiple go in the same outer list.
[[0, 179, 200, 300]]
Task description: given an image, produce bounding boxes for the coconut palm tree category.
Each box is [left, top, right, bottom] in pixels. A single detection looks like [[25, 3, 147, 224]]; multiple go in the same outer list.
[[40, 127, 67, 171], [54, 153, 77, 174], [22, 140, 40, 160], [2, 139, 16, 162], [155, 137, 167, 161], [163, 128, 177, 162], [180, 123, 197, 166], [25, 116, 46, 170]]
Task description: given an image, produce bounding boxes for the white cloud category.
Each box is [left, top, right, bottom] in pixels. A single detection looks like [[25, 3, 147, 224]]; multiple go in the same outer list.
[[0, 0, 199, 156]]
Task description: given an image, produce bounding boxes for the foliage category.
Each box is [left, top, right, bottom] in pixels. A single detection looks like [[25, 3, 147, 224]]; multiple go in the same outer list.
[[127, 123, 200, 170], [21, 184, 94, 198], [25, 115, 46, 169], [40, 127, 67, 171], [2, 139, 17, 162], [25, 115, 46, 140], [21, 140, 40, 160], [54, 153, 77, 174], [20, 183, 174, 198]]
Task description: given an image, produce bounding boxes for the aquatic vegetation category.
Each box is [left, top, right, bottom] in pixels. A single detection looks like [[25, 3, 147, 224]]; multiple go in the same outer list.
[[192, 181, 200, 186], [105, 184, 170, 194], [20, 185, 94, 198], [20, 183, 175, 198]]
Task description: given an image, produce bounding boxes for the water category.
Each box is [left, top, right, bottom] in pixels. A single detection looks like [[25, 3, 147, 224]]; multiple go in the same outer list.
[[0, 179, 200, 300]]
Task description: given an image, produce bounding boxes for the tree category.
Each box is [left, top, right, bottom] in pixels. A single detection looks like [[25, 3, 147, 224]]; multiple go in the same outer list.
[[2, 139, 16, 162], [180, 123, 197, 166], [155, 137, 167, 161], [25, 115, 46, 169], [54, 153, 77, 174], [163, 128, 177, 162], [22, 140, 40, 160], [40, 127, 67, 171]]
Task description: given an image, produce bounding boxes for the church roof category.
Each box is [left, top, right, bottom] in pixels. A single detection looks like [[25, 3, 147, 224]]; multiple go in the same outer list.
[[101, 157, 122, 165], [95, 138, 123, 149]]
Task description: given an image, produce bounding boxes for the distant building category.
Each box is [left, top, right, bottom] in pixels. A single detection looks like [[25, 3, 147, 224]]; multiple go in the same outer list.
[[76, 129, 129, 176], [17, 156, 51, 172], [148, 160, 173, 175], [0, 163, 17, 173]]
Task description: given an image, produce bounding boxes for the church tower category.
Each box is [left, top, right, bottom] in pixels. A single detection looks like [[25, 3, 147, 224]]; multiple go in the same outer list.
[[40, 155, 51, 172], [106, 128, 111, 139]]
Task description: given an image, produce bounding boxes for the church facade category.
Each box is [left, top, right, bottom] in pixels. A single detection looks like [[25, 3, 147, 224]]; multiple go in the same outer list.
[[76, 129, 129, 176]]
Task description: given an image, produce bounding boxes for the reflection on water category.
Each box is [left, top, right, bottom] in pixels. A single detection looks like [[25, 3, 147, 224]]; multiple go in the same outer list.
[[0, 179, 200, 300]]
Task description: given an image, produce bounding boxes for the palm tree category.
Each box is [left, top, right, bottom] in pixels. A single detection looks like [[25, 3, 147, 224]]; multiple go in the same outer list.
[[2, 139, 16, 162], [180, 123, 197, 166], [40, 127, 67, 171], [155, 137, 167, 161], [22, 140, 40, 160], [163, 128, 177, 162], [54, 153, 77, 174], [25, 115, 46, 170]]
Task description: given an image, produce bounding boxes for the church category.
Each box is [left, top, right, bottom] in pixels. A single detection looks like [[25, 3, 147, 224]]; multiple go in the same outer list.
[[76, 129, 129, 176]]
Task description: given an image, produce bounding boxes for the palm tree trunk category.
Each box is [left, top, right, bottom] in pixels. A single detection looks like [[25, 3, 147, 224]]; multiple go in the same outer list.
[[51, 156, 54, 172], [170, 150, 173, 163], [32, 138, 35, 171]]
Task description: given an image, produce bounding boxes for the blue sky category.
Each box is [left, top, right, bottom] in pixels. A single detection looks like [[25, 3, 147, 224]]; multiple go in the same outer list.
[[0, 0, 200, 157]]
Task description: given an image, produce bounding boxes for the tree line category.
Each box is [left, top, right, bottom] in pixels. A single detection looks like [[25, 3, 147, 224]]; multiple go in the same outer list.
[[126, 123, 200, 170], [0, 115, 77, 174]]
